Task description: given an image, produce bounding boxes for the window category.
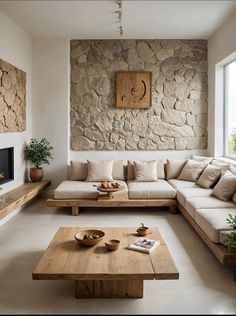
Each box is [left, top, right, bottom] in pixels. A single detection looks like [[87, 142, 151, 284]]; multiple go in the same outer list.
[[224, 60, 236, 158]]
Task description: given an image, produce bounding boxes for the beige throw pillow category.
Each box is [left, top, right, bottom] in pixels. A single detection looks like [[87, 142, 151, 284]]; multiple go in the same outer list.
[[191, 155, 213, 164], [233, 192, 236, 204], [178, 159, 207, 182], [213, 170, 236, 201], [229, 165, 236, 175], [69, 161, 88, 180], [127, 159, 165, 180], [197, 165, 221, 188], [166, 159, 187, 180], [211, 160, 229, 172], [86, 160, 114, 182], [134, 160, 158, 182]]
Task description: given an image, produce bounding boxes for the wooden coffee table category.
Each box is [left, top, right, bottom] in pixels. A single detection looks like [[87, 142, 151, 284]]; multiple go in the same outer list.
[[32, 227, 179, 298]]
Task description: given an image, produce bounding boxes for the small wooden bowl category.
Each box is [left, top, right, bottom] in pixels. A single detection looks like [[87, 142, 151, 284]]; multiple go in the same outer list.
[[105, 239, 120, 251], [137, 227, 150, 236], [74, 229, 105, 247]]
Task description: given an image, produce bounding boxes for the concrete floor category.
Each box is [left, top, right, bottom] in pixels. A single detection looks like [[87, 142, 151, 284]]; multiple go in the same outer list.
[[0, 197, 235, 315]]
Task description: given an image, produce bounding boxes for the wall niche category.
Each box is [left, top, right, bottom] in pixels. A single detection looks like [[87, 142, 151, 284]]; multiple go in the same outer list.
[[70, 39, 208, 151]]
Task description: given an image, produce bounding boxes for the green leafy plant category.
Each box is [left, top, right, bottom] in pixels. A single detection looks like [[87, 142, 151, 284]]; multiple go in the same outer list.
[[139, 223, 148, 229], [223, 214, 236, 253], [230, 128, 236, 152], [25, 138, 53, 168]]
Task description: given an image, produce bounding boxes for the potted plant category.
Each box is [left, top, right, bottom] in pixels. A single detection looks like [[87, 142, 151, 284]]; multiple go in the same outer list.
[[223, 214, 236, 253], [25, 138, 53, 182], [137, 223, 150, 236]]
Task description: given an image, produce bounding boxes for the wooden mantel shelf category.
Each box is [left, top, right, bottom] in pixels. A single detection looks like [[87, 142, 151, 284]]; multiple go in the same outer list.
[[0, 180, 51, 220]]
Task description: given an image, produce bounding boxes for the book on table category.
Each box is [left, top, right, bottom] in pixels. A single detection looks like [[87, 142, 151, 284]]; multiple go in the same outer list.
[[128, 237, 160, 254]]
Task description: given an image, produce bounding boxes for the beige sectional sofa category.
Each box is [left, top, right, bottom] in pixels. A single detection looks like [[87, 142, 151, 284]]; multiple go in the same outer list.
[[47, 157, 236, 269]]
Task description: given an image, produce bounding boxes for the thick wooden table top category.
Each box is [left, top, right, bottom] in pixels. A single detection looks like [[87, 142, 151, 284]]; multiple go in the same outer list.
[[33, 227, 179, 281]]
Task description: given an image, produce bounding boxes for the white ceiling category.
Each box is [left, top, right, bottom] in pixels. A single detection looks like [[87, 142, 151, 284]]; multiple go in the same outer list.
[[0, 0, 236, 39]]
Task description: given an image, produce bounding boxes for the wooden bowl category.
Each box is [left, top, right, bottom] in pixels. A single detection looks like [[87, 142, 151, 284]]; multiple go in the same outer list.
[[105, 239, 120, 251], [74, 230, 105, 247]]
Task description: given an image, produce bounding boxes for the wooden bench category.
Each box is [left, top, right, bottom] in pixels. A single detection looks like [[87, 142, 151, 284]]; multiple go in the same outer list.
[[47, 190, 177, 216], [0, 180, 51, 220]]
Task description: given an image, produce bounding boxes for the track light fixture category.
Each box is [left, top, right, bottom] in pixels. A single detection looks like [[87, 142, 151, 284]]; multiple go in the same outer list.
[[115, 0, 124, 36]]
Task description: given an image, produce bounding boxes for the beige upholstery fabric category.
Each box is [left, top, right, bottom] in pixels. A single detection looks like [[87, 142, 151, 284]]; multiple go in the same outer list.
[[191, 155, 213, 163], [229, 165, 236, 175], [166, 159, 187, 180], [167, 179, 197, 190], [213, 170, 236, 201], [69, 161, 88, 181], [185, 196, 236, 219], [112, 160, 126, 180], [86, 160, 114, 182], [128, 180, 176, 199], [196, 164, 221, 188], [127, 160, 165, 180], [177, 186, 213, 208], [220, 230, 234, 244], [195, 208, 236, 243], [233, 192, 236, 204], [54, 180, 127, 199], [178, 159, 207, 182], [68, 160, 125, 180], [134, 160, 158, 182], [211, 160, 229, 172]]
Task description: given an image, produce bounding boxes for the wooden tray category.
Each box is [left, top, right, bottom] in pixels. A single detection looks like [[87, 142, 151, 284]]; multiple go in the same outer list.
[[96, 185, 125, 199]]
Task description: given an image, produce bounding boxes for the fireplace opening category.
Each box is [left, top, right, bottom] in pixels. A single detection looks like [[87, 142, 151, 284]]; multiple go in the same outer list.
[[0, 147, 14, 185]]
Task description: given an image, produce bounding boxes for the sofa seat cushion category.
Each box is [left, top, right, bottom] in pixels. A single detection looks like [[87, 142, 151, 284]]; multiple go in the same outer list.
[[54, 180, 128, 199], [167, 179, 197, 190], [177, 187, 213, 208], [185, 196, 236, 219], [195, 208, 236, 243], [128, 180, 176, 199]]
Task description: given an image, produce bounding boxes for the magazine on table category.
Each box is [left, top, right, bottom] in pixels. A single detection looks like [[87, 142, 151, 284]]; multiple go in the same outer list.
[[128, 237, 160, 254]]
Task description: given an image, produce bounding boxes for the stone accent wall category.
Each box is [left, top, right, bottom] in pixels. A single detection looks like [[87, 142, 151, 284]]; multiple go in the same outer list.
[[70, 40, 207, 150], [0, 59, 26, 132]]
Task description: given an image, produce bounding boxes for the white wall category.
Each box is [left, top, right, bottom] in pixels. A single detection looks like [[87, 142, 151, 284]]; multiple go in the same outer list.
[[32, 38, 70, 190], [208, 9, 236, 157], [0, 10, 32, 194]]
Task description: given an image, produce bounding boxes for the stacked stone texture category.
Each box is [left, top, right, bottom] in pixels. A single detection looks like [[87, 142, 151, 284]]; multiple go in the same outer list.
[[0, 59, 26, 132], [70, 40, 207, 150]]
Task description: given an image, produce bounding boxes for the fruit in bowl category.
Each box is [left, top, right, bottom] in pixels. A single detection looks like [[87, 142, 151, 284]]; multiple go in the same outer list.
[[74, 229, 105, 247], [100, 181, 121, 189]]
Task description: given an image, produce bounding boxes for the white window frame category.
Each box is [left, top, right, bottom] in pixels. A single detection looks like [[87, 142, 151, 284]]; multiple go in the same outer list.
[[223, 59, 236, 160]]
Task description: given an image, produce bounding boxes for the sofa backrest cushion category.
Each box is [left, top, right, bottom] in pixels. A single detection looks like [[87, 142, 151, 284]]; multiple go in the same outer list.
[[213, 170, 236, 201], [133, 160, 158, 182], [178, 159, 207, 182], [166, 159, 187, 180], [68, 160, 126, 181], [69, 161, 88, 180], [127, 159, 165, 180], [86, 160, 114, 182], [196, 164, 221, 188], [191, 155, 213, 164]]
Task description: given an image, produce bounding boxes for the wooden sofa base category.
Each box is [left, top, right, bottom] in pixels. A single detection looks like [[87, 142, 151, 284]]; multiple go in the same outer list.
[[47, 198, 177, 216], [177, 202, 236, 267]]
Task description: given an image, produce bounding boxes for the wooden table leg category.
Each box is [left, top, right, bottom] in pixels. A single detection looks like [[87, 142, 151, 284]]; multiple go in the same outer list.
[[72, 206, 79, 216], [75, 280, 143, 298]]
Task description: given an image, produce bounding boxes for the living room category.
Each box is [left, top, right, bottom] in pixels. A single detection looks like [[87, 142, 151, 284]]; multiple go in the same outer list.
[[0, 0, 236, 314]]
